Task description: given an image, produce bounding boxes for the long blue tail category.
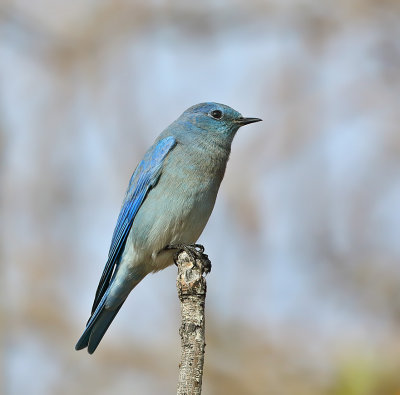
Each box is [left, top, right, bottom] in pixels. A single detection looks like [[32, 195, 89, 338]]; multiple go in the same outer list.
[[75, 293, 124, 354]]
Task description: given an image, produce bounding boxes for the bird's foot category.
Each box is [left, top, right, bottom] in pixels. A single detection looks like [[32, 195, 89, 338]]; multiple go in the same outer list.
[[165, 243, 212, 274]]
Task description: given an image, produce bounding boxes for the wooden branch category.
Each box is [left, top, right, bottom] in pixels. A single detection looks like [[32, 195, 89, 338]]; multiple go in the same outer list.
[[176, 251, 208, 395]]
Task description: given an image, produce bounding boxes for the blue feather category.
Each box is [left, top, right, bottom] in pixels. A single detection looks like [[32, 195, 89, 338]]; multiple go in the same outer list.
[[91, 136, 176, 313]]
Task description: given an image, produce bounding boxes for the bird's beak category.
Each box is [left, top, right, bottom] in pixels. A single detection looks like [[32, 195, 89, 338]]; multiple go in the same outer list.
[[236, 117, 262, 125]]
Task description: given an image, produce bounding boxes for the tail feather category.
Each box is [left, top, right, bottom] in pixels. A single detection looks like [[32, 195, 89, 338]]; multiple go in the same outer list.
[[76, 268, 147, 354], [75, 294, 124, 354]]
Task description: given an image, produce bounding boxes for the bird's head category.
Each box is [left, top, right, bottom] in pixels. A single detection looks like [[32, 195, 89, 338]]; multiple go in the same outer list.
[[178, 102, 261, 143]]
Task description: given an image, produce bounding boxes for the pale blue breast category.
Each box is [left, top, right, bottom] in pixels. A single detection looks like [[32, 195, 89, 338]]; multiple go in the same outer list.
[[128, 142, 226, 271]]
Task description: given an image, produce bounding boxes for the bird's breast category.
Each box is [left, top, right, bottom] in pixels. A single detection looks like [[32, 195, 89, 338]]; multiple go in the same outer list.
[[128, 145, 226, 271]]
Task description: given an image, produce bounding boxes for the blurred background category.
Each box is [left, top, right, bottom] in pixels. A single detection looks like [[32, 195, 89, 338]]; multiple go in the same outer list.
[[1, 1, 400, 394]]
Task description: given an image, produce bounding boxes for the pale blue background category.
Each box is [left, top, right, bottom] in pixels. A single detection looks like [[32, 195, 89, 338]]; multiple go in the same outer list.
[[1, 1, 400, 394]]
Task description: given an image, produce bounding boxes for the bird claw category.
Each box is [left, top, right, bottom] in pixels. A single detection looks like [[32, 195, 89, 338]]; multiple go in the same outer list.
[[166, 243, 211, 274]]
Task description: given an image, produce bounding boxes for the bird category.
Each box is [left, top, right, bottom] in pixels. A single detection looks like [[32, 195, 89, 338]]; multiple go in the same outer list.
[[75, 102, 261, 353]]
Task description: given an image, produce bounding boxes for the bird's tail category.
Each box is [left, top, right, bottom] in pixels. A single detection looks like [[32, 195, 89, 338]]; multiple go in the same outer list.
[[75, 292, 124, 354]]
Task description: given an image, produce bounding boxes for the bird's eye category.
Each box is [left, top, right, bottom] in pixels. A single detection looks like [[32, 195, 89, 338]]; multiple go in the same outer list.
[[210, 110, 223, 119]]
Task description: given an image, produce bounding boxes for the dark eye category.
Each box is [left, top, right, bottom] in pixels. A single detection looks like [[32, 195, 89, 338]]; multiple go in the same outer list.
[[210, 110, 223, 119]]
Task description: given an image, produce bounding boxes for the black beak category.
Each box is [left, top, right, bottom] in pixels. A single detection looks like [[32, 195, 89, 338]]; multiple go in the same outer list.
[[236, 117, 262, 125]]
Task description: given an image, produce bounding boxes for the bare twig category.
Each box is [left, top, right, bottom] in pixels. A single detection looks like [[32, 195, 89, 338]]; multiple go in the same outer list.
[[176, 251, 208, 395]]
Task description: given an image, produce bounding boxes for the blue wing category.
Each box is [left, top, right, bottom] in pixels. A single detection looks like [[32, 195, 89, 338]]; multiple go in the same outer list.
[[91, 136, 176, 313]]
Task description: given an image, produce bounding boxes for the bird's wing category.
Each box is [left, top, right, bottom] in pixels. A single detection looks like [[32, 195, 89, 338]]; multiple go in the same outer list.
[[91, 136, 177, 313]]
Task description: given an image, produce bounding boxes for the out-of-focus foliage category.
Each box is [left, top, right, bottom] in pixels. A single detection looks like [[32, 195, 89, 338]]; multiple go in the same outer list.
[[1, 1, 400, 394]]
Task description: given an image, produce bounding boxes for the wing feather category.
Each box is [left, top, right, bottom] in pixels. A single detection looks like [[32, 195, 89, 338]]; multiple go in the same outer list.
[[91, 136, 176, 313]]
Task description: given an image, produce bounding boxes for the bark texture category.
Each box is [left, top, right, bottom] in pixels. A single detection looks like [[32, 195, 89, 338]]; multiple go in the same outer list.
[[176, 251, 207, 395]]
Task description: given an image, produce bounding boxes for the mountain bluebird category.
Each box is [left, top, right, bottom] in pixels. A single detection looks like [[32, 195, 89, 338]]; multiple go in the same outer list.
[[75, 102, 261, 353]]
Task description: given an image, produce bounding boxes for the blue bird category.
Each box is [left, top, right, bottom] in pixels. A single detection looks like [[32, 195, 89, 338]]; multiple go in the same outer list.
[[75, 102, 261, 353]]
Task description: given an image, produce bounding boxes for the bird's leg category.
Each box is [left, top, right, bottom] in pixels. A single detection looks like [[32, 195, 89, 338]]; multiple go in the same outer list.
[[165, 243, 205, 263], [165, 243, 212, 273]]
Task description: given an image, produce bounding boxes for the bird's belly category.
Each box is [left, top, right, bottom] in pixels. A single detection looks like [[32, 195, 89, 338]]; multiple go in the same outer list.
[[128, 174, 219, 272]]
